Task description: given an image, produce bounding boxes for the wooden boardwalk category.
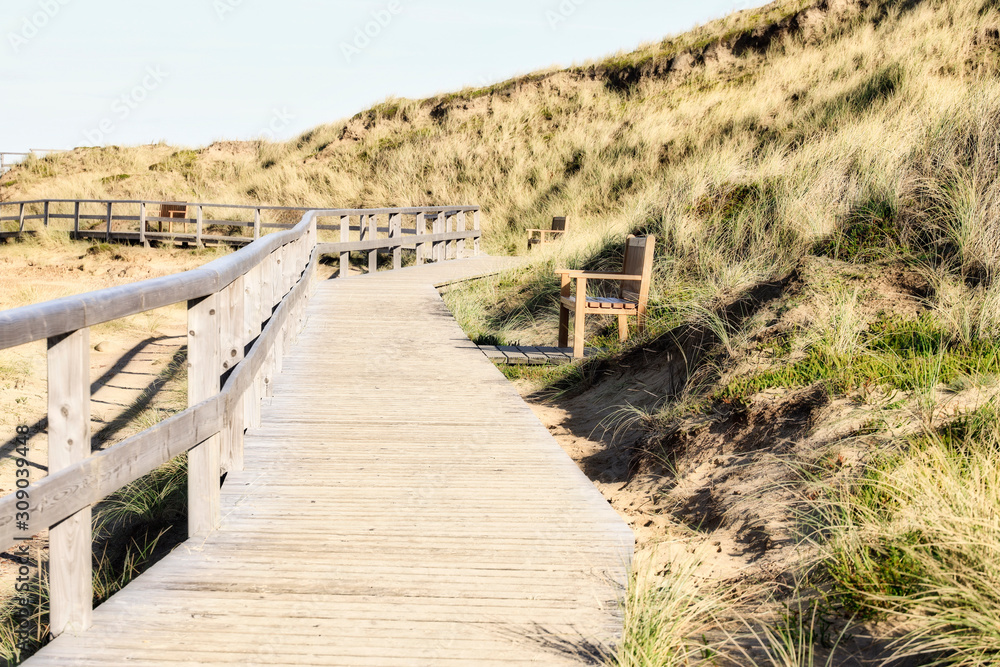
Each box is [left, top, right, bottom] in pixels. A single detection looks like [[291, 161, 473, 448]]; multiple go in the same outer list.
[[25, 256, 634, 666], [478, 345, 601, 365]]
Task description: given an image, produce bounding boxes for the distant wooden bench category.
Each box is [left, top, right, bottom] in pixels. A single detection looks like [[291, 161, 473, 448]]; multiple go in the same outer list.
[[157, 203, 188, 234], [527, 216, 568, 251], [557, 235, 655, 359]]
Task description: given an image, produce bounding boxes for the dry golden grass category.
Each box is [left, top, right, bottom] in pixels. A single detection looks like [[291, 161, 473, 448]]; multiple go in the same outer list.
[[8, 0, 1000, 664]]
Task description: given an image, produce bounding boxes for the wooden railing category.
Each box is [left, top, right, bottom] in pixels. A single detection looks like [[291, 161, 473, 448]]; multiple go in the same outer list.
[[0, 205, 481, 638], [0, 199, 482, 257], [314, 206, 481, 275], [0, 198, 308, 245]]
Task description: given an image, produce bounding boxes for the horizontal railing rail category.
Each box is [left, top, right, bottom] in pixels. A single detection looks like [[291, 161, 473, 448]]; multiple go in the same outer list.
[[0, 199, 482, 254], [0, 203, 481, 639]]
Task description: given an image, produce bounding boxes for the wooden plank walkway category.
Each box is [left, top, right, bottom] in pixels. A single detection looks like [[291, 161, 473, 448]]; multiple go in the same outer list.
[[25, 256, 634, 666], [478, 345, 601, 365]]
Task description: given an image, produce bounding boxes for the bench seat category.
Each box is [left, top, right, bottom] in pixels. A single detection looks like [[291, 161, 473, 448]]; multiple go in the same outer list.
[[560, 296, 638, 310]]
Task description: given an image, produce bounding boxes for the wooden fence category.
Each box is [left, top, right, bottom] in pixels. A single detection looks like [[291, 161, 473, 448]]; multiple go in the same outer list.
[[0, 199, 482, 262], [0, 205, 480, 638], [0, 198, 305, 246]]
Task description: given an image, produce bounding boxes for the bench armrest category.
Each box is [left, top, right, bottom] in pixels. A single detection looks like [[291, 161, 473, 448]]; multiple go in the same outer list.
[[555, 270, 642, 281]]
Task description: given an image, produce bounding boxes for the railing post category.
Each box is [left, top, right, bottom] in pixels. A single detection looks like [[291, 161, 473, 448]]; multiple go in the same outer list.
[[339, 214, 350, 279], [368, 214, 377, 275], [105, 202, 113, 242], [220, 276, 246, 473], [307, 216, 318, 294], [195, 205, 204, 247], [437, 214, 446, 262], [47, 328, 92, 637], [263, 345, 276, 400], [267, 246, 285, 378], [287, 239, 300, 339], [430, 214, 439, 262], [274, 246, 289, 375], [280, 241, 294, 349], [446, 212, 455, 261], [18, 203, 25, 233], [390, 212, 402, 271], [474, 209, 481, 256], [187, 293, 222, 537], [253, 209, 261, 240], [457, 211, 467, 259], [244, 263, 263, 430], [139, 202, 147, 247], [43, 201, 49, 228], [262, 251, 278, 398], [292, 236, 304, 330], [73, 201, 81, 239], [415, 212, 425, 265]]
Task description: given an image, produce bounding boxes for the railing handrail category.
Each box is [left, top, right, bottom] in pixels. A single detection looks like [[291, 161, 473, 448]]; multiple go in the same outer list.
[[1, 198, 481, 215], [0, 214, 311, 351], [0, 205, 482, 350]]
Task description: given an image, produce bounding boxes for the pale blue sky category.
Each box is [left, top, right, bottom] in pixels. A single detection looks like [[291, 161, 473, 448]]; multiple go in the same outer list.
[[1, 0, 768, 152]]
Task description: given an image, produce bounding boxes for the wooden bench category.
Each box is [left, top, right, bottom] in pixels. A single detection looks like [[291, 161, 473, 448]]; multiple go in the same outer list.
[[557, 235, 655, 359], [157, 203, 188, 234], [527, 216, 568, 251]]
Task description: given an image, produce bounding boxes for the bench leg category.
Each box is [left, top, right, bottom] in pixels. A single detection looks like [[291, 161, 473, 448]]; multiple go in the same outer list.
[[558, 305, 570, 348], [618, 314, 629, 342], [573, 303, 586, 359]]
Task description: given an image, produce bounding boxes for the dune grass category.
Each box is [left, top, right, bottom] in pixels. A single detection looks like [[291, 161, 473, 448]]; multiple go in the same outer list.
[[610, 553, 728, 667], [6, 0, 1000, 664], [815, 401, 1000, 665]]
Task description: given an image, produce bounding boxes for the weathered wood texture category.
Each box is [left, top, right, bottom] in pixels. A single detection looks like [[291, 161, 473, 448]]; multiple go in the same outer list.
[[186, 293, 222, 538], [46, 329, 92, 637], [478, 345, 600, 365], [24, 256, 632, 666]]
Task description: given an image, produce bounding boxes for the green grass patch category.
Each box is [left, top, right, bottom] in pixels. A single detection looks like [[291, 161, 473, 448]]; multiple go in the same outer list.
[[826, 532, 928, 619], [824, 402, 1000, 623], [720, 314, 1000, 400], [814, 195, 903, 262], [499, 362, 581, 387]]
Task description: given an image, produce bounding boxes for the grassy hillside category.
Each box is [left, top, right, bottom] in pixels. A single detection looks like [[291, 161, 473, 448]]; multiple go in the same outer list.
[[7, 0, 1000, 663], [7, 0, 983, 256]]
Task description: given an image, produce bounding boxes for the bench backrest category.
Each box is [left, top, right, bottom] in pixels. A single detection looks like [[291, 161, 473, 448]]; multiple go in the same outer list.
[[551, 216, 568, 232], [620, 235, 655, 305], [160, 204, 187, 219]]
